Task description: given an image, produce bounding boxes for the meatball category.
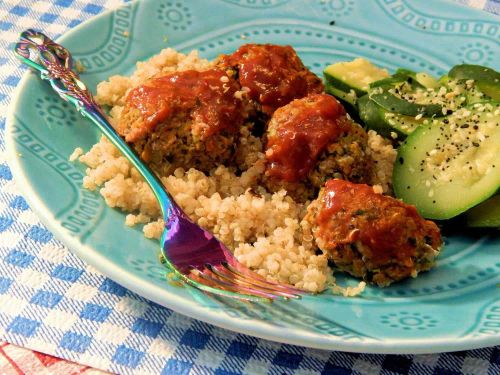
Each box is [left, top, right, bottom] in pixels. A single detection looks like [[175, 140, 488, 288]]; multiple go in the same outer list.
[[219, 44, 324, 116], [307, 179, 442, 286], [118, 68, 251, 176], [263, 94, 373, 201]]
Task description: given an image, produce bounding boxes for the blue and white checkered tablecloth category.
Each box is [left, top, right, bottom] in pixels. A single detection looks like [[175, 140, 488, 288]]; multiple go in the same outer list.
[[0, 1, 499, 374]]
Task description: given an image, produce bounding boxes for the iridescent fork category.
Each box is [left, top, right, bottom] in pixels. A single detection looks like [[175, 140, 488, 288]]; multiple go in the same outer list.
[[14, 29, 304, 302]]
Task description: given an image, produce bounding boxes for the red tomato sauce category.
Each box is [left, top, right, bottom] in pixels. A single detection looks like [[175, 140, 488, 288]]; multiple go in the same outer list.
[[124, 69, 244, 142], [220, 44, 323, 114], [265, 94, 348, 182], [316, 179, 442, 265]]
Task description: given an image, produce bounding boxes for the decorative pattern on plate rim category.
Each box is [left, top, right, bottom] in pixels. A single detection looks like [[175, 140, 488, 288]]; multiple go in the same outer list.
[[174, 19, 449, 75], [35, 96, 78, 129], [74, 4, 137, 74], [157, 2, 192, 31], [463, 298, 500, 338], [319, 0, 356, 18], [219, 0, 290, 9], [457, 41, 496, 65], [11, 120, 105, 240], [380, 312, 438, 331], [376, 0, 500, 42]]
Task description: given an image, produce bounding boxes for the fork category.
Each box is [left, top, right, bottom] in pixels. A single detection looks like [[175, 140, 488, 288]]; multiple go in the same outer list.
[[14, 29, 304, 302]]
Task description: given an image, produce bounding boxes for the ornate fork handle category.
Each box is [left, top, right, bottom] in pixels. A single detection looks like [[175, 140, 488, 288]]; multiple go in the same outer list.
[[14, 29, 176, 219], [43, 59, 100, 110], [15, 29, 101, 116]]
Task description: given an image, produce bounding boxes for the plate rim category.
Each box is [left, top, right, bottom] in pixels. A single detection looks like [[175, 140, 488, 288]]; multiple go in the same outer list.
[[5, 0, 500, 354]]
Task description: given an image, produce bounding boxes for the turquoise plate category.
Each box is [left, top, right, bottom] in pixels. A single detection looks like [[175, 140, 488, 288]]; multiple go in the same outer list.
[[6, 0, 500, 354]]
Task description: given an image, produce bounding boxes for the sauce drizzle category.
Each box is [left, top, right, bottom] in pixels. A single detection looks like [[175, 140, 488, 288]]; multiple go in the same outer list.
[[221, 44, 323, 114], [316, 179, 442, 265], [123, 69, 244, 142], [265, 94, 348, 182]]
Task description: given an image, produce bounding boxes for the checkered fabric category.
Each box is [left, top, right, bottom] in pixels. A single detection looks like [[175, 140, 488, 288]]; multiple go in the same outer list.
[[0, 0, 499, 374]]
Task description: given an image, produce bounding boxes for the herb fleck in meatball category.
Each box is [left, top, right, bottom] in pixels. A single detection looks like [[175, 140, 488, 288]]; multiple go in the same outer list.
[[306, 179, 442, 286]]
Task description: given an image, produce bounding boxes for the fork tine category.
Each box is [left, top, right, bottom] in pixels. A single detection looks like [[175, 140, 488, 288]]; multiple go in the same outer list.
[[208, 264, 300, 299], [191, 268, 276, 300], [222, 263, 303, 296], [190, 273, 272, 302], [197, 268, 284, 300], [223, 261, 307, 295], [220, 243, 306, 295], [167, 264, 271, 302], [162, 253, 276, 302]]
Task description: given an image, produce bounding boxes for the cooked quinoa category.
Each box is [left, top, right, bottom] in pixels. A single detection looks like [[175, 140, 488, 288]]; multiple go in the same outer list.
[[75, 47, 397, 294]]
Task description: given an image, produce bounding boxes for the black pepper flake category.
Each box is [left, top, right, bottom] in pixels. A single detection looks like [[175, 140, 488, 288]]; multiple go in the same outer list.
[[399, 157, 404, 165], [447, 109, 453, 115], [473, 125, 479, 130], [460, 124, 469, 128], [443, 119, 449, 124], [329, 20, 336, 25], [472, 142, 480, 147]]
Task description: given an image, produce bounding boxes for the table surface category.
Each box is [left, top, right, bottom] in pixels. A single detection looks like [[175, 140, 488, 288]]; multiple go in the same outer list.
[[0, 0, 499, 374]]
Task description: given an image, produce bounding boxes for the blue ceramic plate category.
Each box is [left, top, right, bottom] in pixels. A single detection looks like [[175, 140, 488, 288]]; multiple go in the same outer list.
[[6, 0, 500, 354]]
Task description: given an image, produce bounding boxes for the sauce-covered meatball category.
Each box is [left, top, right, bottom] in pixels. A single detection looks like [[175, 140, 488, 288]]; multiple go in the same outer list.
[[307, 179, 442, 286], [264, 94, 373, 201], [219, 44, 324, 115], [118, 68, 251, 175]]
